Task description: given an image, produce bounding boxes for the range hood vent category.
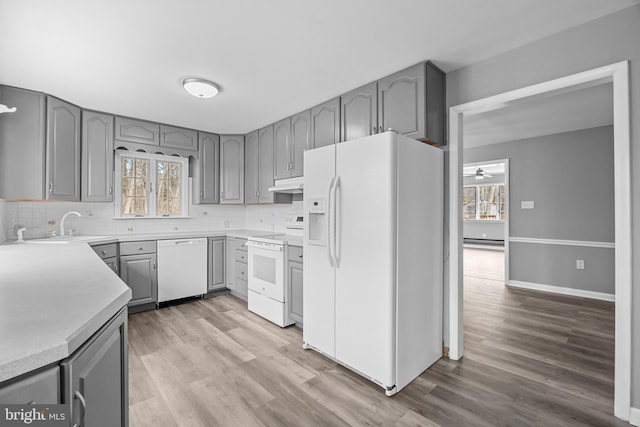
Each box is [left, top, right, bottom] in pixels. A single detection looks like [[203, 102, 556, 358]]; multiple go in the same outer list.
[[268, 176, 303, 194]]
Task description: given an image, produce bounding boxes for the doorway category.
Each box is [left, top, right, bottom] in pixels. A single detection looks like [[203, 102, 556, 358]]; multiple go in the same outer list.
[[447, 61, 631, 420]]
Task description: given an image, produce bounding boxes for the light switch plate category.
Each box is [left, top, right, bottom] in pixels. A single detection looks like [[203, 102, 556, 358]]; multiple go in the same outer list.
[[521, 201, 535, 209], [576, 259, 585, 270]]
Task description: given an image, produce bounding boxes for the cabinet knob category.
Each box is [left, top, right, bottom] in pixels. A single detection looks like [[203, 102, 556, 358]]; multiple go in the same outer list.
[[138, 247, 144, 251], [102, 250, 107, 255], [299, 254, 303, 258]]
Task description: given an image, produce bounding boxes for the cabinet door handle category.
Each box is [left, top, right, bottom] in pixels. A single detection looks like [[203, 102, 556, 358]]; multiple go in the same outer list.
[[200, 191, 204, 197], [378, 126, 383, 133], [49, 182, 53, 192], [73, 390, 86, 427], [109, 186, 113, 195], [372, 126, 376, 134], [153, 261, 156, 269]]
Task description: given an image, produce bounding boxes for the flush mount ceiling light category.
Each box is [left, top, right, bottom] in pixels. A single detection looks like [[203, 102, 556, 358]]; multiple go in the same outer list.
[[182, 78, 220, 98]]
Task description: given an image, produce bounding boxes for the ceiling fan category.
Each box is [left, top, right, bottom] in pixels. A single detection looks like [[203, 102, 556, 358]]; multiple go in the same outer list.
[[464, 167, 493, 180]]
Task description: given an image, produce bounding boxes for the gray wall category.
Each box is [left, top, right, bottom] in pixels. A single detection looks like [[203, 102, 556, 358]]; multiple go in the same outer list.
[[464, 126, 614, 294], [444, 4, 640, 406]]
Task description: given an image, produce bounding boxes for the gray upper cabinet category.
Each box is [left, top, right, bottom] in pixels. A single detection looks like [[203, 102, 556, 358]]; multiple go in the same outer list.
[[208, 237, 226, 292], [114, 117, 159, 145], [46, 96, 81, 201], [310, 97, 340, 149], [378, 63, 426, 140], [425, 61, 446, 145], [244, 130, 259, 205], [0, 86, 47, 200], [159, 124, 197, 151], [258, 125, 275, 204], [195, 132, 220, 204], [290, 110, 310, 177], [82, 111, 114, 202], [273, 117, 291, 180], [220, 135, 245, 204], [341, 82, 378, 142]]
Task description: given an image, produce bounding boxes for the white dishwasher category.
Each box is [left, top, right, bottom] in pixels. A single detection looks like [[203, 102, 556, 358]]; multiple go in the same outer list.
[[157, 238, 207, 303]]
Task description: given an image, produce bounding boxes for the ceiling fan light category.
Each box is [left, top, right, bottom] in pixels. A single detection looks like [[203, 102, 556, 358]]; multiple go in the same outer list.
[[183, 78, 220, 98]]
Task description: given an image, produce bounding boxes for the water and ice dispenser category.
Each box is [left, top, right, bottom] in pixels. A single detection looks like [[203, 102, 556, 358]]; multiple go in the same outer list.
[[307, 198, 327, 246]]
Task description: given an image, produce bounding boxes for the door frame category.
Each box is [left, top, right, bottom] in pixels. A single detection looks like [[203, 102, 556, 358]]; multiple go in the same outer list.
[[447, 61, 631, 420]]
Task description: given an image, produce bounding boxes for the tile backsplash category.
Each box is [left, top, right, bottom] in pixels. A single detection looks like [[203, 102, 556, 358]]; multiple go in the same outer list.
[[1, 199, 303, 242]]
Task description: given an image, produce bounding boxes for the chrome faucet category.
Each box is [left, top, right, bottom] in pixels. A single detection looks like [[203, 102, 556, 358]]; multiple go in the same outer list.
[[60, 211, 82, 236]]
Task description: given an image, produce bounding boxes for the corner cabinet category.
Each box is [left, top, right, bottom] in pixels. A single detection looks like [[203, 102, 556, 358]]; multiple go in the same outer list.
[[208, 237, 226, 292], [377, 61, 445, 144], [220, 135, 245, 204], [82, 111, 114, 202], [310, 97, 340, 149], [46, 96, 81, 201], [61, 307, 128, 427], [194, 132, 220, 204]]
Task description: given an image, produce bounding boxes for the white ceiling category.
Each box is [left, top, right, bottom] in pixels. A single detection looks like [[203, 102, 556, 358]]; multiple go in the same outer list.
[[463, 82, 614, 148], [0, 0, 636, 134]]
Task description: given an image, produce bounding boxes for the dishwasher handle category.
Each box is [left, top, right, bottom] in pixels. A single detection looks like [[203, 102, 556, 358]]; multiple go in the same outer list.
[[158, 238, 206, 247]]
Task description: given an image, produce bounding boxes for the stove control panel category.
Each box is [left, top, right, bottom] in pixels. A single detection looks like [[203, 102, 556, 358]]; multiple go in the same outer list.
[[284, 214, 304, 230]]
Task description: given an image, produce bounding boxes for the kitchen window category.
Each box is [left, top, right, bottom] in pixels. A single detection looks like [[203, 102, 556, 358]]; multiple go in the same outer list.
[[463, 184, 506, 221], [115, 150, 189, 218]]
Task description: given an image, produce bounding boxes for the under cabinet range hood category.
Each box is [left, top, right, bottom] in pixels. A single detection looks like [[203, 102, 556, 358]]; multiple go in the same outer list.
[[268, 176, 304, 194]]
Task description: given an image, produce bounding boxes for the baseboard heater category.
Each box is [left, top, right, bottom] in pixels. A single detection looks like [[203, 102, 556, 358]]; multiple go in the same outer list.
[[463, 238, 504, 247]]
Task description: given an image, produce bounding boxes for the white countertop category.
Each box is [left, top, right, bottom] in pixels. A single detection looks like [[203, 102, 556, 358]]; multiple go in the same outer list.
[[0, 243, 131, 383], [0, 228, 300, 383]]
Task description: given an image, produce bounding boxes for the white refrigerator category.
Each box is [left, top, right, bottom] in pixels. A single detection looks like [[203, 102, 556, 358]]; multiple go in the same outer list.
[[303, 131, 443, 396]]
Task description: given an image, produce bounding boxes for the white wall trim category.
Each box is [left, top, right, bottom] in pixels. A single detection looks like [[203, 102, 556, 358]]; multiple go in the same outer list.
[[630, 407, 640, 426], [508, 280, 615, 302], [509, 237, 615, 249], [448, 60, 631, 421]]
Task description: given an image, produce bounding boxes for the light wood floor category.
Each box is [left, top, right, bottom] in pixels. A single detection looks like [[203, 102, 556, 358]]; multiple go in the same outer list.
[[128, 248, 625, 426]]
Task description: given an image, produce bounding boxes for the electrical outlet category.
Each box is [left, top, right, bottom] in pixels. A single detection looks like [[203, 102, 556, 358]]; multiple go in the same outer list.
[[521, 201, 535, 209], [482, 232, 487, 238], [576, 259, 585, 270]]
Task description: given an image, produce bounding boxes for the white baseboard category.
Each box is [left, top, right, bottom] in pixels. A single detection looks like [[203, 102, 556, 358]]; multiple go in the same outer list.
[[463, 244, 504, 251], [630, 407, 640, 426], [507, 280, 615, 302]]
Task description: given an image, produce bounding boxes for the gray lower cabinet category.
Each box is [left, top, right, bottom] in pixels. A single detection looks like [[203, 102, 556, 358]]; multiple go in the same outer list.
[[46, 96, 81, 201], [341, 81, 378, 142], [92, 243, 119, 275], [114, 116, 159, 146], [160, 124, 197, 151], [194, 132, 220, 204], [0, 308, 128, 426], [0, 366, 60, 404], [0, 86, 46, 200], [61, 307, 128, 427], [220, 135, 245, 204], [208, 237, 226, 291], [288, 245, 303, 324], [234, 238, 248, 300], [310, 97, 340, 149], [119, 241, 157, 309], [226, 237, 237, 291], [82, 110, 114, 202]]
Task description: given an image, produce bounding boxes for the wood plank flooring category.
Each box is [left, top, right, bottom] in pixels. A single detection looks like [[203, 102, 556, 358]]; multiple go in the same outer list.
[[128, 248, 626, 426]]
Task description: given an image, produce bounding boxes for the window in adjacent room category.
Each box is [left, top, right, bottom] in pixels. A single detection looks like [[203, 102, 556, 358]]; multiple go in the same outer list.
[[463, 184, 506, 221], [115, 150, 189, 218]]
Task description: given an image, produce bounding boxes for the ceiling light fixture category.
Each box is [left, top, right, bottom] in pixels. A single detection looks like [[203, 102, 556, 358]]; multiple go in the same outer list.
[[183, 78, 220, 99]]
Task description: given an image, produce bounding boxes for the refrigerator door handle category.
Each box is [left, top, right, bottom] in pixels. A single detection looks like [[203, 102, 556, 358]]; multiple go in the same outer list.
[[327, 177, 335, 267], [334, 176, 341, 267]]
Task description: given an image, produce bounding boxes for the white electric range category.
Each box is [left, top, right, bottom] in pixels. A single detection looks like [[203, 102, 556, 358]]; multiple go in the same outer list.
[[246, 214, 303, 327]]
